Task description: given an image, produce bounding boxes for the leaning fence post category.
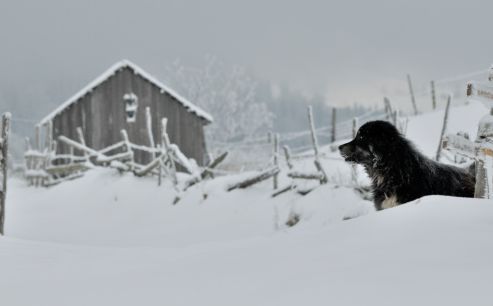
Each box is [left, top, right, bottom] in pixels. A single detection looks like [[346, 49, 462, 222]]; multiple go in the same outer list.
[[407, 74, 419, 115], [435, 95, 451, 161], [121, 129, 134, 170], [161, 118, 178, 187], [283, 145, 293, 170], [308, 106, 328, 184], [0, 113, 11, 235]]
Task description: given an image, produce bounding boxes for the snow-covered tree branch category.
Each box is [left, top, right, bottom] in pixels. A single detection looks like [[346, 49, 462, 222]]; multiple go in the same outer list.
[[164, 56, 274, 144]]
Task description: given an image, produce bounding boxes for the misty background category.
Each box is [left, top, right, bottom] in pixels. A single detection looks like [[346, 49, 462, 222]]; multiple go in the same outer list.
[[0, 0, 492, 160]]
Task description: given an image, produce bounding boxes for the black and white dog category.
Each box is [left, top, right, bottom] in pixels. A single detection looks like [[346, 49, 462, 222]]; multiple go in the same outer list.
[[339, 120, 475, 210]]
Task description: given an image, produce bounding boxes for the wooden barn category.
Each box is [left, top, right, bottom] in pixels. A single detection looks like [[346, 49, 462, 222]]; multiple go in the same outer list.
[[38, 60, 213, 166]]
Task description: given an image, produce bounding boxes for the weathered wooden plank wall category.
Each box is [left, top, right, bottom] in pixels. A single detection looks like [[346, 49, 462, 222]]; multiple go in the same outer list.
[[51, 67, 208, 166]]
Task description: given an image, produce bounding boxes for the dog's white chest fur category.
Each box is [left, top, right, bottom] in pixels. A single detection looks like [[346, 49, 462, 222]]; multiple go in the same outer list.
[[382, 195, 398, 209]]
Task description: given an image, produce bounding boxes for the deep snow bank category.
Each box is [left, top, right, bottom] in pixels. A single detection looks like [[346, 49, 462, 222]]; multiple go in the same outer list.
[[0, 196, 492, 306], [6, 168, 371, 247]]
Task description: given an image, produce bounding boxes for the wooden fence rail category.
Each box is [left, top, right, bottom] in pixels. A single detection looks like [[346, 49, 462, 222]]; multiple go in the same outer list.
[[24, 117, 210, 188]]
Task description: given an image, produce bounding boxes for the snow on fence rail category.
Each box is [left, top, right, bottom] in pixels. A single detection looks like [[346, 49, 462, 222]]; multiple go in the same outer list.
[[0, 112, 11, 235], [23, 109, 227, 197], [442, 64, 493, 198]]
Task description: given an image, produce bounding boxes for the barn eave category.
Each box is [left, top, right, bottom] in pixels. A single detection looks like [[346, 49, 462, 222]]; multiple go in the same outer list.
[[39, 59, 213, 126]]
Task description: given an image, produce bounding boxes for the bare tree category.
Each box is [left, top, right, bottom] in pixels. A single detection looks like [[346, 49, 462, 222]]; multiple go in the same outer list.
[[164, 56, 274, 144]]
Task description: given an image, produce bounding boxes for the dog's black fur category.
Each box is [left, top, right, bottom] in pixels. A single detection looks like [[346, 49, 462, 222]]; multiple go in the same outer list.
[[339, 120, 475, 210]]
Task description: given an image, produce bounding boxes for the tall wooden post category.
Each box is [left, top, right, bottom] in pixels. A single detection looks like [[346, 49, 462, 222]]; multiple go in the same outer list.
[[121, 130, 134, 170], [0, 113, 11, 235], [45, 121, 53, 153], [351, 117, 359, 185], [35, 124, 41, 152], [430, 80, 437, 110], [308, 106, 328, 184], [352, 117, 358, 138], [161, 118, 178, 187], [407, 74, 418, 115], [267, 131, 273, 144], [384, 97, 393, 122], [283, 145, 293, 170], [273, 133, 279, 190], [145, 107, 156, 160], [76, 127, 88, 159], [331, 108, 337, 143], [435, 95, 451, 161]]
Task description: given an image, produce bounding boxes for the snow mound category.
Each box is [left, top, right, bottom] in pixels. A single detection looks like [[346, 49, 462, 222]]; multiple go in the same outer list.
[[6, 168, 372, 247], [1, 196, 492, 306]]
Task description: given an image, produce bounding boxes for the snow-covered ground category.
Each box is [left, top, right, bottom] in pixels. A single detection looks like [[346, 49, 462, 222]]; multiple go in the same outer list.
[[1, 101, 492, 306]]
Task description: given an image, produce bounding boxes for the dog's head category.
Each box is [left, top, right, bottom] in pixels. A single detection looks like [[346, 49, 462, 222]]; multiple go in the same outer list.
[[338, 120, 401, 165]]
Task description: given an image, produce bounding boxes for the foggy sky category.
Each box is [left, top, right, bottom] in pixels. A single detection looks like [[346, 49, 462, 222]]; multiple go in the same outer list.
[[1, 0, 492, 114]]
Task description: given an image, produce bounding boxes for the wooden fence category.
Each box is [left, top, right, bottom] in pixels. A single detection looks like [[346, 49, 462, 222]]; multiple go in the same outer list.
[[442, 65, 493, 198], [25, 108, 215, 188]]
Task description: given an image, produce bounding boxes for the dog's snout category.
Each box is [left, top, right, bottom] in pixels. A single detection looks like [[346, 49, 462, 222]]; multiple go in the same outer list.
[[338, 143, 350, 153]]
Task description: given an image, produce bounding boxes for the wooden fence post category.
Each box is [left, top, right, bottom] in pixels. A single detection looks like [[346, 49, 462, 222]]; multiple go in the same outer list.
[[121, 130, 134, 170], [76, 127, 87, 157], [0, 113, 11, 235], [283, 145, 293, 170], [351, 117, 359, 185], [267, 131, 272, 144], [308, 106, 328, 184], [145, 107, 156, 160], [273, 133, 279, 190], [45, 121, 53, 153], [384, 97, 392, 121], [473, 107, 493, 198], [407, 74, 419, 115], [35, 124, 41, 152], [435, 95, 451, 161], [161, 118, 178, 187], [431, 80, 437, 110], [331, 108, 337, 143]]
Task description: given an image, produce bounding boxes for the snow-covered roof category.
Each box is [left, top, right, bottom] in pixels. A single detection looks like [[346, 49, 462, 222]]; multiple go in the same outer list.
[[39, 59, 213, 125]]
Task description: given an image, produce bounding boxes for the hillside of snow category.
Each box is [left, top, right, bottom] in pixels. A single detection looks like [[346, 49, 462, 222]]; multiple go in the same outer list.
[[1, 100, 492, 306]]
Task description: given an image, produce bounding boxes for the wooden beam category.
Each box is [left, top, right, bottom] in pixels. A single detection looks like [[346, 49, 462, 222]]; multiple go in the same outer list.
[[145, 107, 156, 160], [0, 113, 11, 235], [435, 95, 451, 161], [331, 108, 337, 143], [308, 106, 328, 184], [227, 167, 280, 191], [273, 133, 279, 190], [407, 74, 419, 115], [430, 80, 437, 110]]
